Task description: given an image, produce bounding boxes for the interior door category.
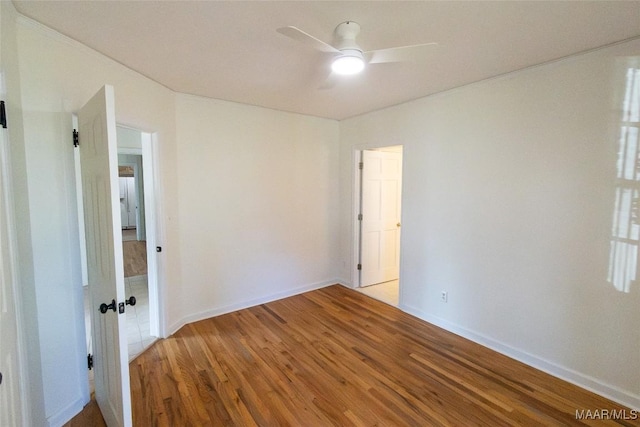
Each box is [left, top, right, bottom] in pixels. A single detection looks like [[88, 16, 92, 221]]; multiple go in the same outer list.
[[78, 85, 132, 427], [360, 149, 402, 287]]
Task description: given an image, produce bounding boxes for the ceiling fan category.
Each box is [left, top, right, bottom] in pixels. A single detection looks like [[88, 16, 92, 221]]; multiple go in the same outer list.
[[277, 21, 437, 78]]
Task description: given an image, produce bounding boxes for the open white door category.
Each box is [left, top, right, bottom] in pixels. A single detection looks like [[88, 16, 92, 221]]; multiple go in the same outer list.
[[360, 149, 402, 287], [78, 85, 132, 427]]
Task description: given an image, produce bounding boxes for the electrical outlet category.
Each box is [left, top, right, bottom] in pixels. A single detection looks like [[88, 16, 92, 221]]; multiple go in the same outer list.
[[440, 291, 448, 303]]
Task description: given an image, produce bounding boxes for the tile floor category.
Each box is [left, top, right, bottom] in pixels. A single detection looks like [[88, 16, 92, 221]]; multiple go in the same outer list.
[[356, 279, 399, 306], [125, 275, 155, 359]]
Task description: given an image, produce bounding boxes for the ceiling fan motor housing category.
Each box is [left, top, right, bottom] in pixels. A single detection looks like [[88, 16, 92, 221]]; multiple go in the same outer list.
[[334, 21, 362, 52]]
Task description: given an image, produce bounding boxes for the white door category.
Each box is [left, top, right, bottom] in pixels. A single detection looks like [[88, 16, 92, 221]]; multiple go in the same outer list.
[[78, 85, 132, 427], [0, 125, 26, 426], [360, 149, 402, 287]]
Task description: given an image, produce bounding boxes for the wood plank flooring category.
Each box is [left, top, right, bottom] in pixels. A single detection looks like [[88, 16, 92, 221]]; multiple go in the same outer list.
[[122, 240, 147, 278], [64, 397, 106, 427], [69, 285, 639, 426]]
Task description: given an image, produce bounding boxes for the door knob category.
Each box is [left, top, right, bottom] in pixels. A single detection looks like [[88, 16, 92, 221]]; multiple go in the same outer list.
[[99, 299, 116, 314], [125, 296, 136, 306], [397, 222, 401, 227]]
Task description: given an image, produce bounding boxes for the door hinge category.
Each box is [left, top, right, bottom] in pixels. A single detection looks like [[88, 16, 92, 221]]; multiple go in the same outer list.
[[0, 101, 7, 129], [357, 263, 362, 270], [357, 213, 363, 221], [359, 162, 363, 170], [73, 129, 79, 147], [87, 354, 93, 370]]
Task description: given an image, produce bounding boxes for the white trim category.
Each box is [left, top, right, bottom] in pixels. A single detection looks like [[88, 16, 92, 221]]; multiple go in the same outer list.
[[351, 149, 361, 288], [141, 132, 164, 338], [71, 115, 93, 413], [400, 303, 640, 411], [168, 280, 338, 336], [72, 115, 89, 288]]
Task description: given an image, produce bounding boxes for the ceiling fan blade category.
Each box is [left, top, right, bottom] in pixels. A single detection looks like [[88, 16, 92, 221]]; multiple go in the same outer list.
[[365, 42, 438, 64], [277, 26, 340, 54]]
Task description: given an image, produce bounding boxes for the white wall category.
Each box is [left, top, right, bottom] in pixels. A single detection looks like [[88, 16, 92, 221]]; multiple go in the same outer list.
[[339, 39, 640, 408], [116, 126, 142, 150], [15, 16, 178, 425], [173, 94, 340, 331], [0, 2, 46, 425]]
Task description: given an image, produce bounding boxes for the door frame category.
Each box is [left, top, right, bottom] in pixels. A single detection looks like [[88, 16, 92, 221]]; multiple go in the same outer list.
[[351, 145, 404, 293], [117, 127, 163, 339], [73, 121, 166, 403]]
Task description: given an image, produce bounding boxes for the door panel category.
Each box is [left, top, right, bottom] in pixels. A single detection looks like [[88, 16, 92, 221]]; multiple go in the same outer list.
[[360, 150, 402, 287], [78, 85, 132, 427]]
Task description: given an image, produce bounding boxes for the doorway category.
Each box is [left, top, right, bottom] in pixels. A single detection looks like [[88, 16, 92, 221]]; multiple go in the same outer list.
[[116, 126, 159, 359], [118, 149, 153, 359], [77, 123, 161, 385], [354, 146, 403, 307]]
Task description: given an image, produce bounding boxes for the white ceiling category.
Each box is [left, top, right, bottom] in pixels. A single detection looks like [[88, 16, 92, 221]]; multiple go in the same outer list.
[[12, 1, 640, 120]]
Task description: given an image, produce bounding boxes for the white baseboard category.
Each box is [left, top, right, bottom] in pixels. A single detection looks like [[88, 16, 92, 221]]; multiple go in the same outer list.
[[335, 280, 353, 289], [168, 279, 337, 336], [48, 396, 86, 427], [399, 303, 640, 411]]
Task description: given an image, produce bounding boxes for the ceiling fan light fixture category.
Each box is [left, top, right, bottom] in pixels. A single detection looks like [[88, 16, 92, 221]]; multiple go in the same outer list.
[[332, 49, 365, 75]]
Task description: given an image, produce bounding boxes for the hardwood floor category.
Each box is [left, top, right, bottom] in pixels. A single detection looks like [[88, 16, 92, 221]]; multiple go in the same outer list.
[[122, 239, 147, 278], [64, 397, 106, 427], [69, 285, 638, 426]]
